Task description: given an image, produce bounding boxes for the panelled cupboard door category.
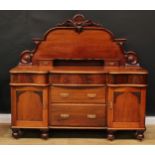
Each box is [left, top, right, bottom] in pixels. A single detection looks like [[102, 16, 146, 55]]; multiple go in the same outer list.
[[107, 86, 146, 129], [11, 86, 48, 128]]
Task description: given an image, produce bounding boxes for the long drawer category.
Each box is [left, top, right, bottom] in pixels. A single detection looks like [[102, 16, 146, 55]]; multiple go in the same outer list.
[[49, 104, 106, 127], [49, 74, 106, 84], [50, 86, 105, 103]]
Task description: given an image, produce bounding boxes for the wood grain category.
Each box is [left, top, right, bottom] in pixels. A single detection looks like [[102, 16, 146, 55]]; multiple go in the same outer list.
[[10, 14, 148, 140], [49, 104, 106, 127], [50, 86, 105, 103]]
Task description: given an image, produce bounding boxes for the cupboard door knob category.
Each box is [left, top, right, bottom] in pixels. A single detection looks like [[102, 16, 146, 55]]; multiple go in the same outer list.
[[60, 93, 69, 98], [60, 114, 70, 119], [87, 93, 97, 98], [87, 114, 96, 119]]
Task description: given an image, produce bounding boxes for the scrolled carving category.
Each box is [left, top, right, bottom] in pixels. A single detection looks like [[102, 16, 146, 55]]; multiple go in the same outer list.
[[125, 51, 140, 66], [19, 50, 33, 65], [57, 14, 101, 33]]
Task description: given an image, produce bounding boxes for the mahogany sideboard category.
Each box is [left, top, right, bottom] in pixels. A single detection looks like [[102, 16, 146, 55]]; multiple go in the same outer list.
[[10, 14, 148, 140]]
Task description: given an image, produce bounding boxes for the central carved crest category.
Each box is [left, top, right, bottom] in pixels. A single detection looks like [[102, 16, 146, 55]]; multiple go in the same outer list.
[[57, 14, 101, 33]]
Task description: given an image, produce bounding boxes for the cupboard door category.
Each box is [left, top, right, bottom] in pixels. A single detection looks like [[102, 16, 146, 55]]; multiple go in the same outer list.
[[107, 85, 146, 129], [11, 86, 48, 128]]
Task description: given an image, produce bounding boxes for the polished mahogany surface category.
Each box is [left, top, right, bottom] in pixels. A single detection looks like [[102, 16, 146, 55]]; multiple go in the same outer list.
[[10, 14, 148, 140]]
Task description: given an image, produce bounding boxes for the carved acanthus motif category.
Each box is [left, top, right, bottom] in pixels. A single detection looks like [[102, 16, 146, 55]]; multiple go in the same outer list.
[[125, 51, 140, 66], [19, 50, 33, 65], [57, 14, 102, 33]]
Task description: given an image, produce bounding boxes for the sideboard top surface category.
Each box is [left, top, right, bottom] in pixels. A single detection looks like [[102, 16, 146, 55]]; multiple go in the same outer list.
[[10, 66, 148, 74]]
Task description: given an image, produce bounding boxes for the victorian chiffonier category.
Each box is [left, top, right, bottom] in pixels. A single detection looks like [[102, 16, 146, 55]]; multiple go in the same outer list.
[[10, 14, 148, 140]]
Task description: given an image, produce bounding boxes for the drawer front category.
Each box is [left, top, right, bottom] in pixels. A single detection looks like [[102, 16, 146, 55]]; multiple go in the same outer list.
[[49, 74, 106, 84], [108, 74, 147, 84], [11, 74, 48, 84], [51, 86, 105, 103], [49, 104, 106, 127]]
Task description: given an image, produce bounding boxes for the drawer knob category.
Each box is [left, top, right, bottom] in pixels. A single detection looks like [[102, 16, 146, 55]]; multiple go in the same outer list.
[[60, 114, 70, 119], [87, 93, 97, 98], [60, 93, 69, 98], [87, 114, 96, 119]]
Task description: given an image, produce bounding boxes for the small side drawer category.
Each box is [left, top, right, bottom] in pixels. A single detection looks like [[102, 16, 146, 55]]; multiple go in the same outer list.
[[50, 86, 105, 103], [49, 74, 106, 84], [108, 74, 147, 84], [49, 104, 106, 127], [11, 73, 48, 84]]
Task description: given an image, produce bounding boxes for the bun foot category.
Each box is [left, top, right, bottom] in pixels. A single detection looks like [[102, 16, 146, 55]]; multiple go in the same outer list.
[[41, 129, 49, 139], [135, 130, 144, 141], [107, 130, 115, 141], [12, 129, 22, 139]]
